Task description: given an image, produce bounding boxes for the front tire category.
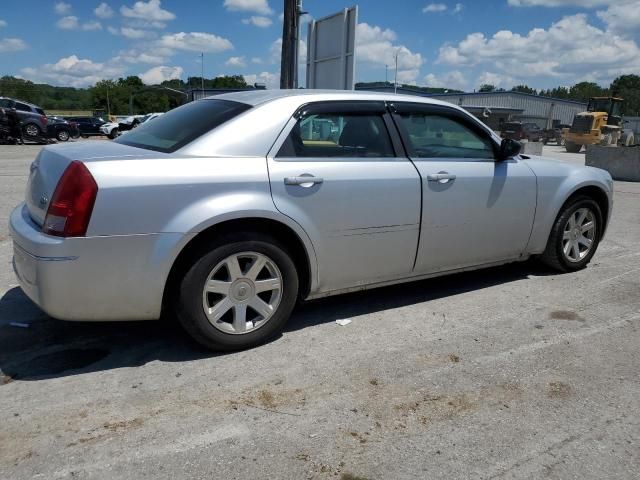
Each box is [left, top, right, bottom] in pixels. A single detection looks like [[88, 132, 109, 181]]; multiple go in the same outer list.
[[565, 141, 581, 153], [176, 233, 299, 351], [541, 196, 602, 272], [109, 128, 119, 139]]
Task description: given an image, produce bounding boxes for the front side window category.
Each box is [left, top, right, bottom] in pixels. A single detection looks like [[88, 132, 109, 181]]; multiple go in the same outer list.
[[116, 99, 251, 153], [398, 113, 495, 160], [277, 112, 394, 158]]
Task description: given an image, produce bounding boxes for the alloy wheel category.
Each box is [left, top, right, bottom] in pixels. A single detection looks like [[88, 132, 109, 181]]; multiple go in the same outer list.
[[202, 252, 283, 334], [562, 208, 596, 263]]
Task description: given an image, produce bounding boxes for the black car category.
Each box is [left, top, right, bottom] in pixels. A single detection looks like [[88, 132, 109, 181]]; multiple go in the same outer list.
[[47, 116, 79, 142], [66, 116, 107, 137], [500, 121, 543, 142]]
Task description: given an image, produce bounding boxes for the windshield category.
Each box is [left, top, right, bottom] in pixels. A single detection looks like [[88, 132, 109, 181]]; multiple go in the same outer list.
[[588, 99, 612, 113], [115, 99, 251, 153]]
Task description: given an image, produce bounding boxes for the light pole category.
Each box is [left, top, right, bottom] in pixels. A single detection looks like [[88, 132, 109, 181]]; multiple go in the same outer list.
[[394, 49, 399, 94], [106, 83, 111, 119], [201, 52, 205, 98]]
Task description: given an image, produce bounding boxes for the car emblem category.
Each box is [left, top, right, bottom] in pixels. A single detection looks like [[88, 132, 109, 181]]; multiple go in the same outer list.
[[39, 195, 49, 207]]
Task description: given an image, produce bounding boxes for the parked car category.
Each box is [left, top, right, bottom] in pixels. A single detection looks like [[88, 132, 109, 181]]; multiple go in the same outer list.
[[10, 91, 613, 352], [541, 124, 571, 145], [100, 113, 164, 139], [46, 116, 79, 142], [66, 116, 107, 137], [500, 121, 543, 142], [0, 96, 48, 138]]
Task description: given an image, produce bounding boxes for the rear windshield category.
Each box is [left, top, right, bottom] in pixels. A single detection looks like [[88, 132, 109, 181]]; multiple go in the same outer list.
[[115, 99, 251, 153], [502, 122, 521, 130]]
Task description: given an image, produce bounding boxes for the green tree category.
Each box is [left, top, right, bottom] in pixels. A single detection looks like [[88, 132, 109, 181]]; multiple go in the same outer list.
[[567, 81, 609, 103], [479, 84, 496, 92], [511, 84, 537, 94], [610, 74, 640, 116]]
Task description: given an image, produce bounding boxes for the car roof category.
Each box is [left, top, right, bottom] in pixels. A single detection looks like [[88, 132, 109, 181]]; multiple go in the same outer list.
[[209, 89, 462, 110], [0, 96, 40, 108]]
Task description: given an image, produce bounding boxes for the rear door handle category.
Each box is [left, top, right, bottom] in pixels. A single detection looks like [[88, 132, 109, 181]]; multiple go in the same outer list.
[[427, 173, 456, 184], [284, 176, 324, 187]]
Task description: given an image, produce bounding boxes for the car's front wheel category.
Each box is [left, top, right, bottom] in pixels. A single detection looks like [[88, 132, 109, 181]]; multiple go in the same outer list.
[[176, 233, 299, 351], [109, 128, 119, 139], [541, 196, 602, 272]]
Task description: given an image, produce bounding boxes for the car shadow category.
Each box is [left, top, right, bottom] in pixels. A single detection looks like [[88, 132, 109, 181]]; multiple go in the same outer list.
[[0, 261, 553, 382]]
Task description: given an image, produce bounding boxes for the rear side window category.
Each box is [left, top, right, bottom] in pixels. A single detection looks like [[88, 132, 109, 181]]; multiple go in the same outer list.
[[15, 102, 31, 112], [116, 99, 251, 153], [35, 108, 45, 115], [398, 113, 495, 160], [277, 113, 394, 158]]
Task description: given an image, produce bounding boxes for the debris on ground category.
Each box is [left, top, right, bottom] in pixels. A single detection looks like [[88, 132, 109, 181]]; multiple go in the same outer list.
[[336, 319, 352, 326]]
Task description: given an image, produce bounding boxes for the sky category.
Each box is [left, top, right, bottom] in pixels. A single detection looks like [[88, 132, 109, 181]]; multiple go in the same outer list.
[[0, 0, 639, 91]]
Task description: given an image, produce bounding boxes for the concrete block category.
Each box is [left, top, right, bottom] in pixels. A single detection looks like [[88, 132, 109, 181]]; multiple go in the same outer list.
[[521, 141, 543, 156], [585, 145, 640, 182]]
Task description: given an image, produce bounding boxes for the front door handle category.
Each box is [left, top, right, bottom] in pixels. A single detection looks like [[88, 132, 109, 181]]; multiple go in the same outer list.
[[284, 176, 324, 187], [427, 172, 457, 184]]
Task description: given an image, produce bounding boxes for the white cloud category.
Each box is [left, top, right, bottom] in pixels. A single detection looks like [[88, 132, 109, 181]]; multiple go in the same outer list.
[[437, 14, 640, 85], [224, 0, 273, 15], [82, 21, 103, 31], [21, 55, 126, 87], [57, 16, 79, 30], [597, 1, 640, 35], [54, 2, 72, 15], [108, 26, 119, 35], [424, 70, 468, 90], [508, 0, 614, 6], [243, 71, 279, 89], [159, 32, 234, 53], [423, 3, 447, 12], [226, 56, 247, 67], [476, 71, 515, 88], [251, 57, 263, 64], [356, 23, 424, 84], [120, 27, 153, 39], [139, 65, 183, 84], [56, 16, 104, 31], [113, 47, 172, 65], [0, 19, 7, 28], [95, 3, 114, 19], [453, 3, 464, 13], [121, 0, 176, 25], [242, 16, 273, 27], [0, 38, 27, 53]]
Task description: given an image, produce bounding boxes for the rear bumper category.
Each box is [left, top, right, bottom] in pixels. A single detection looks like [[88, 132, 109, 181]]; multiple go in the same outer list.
[[9, 203, 187, 321]]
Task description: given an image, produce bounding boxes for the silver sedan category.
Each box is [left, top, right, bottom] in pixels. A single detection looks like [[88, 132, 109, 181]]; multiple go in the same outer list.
[[10, 90, 614, 351]]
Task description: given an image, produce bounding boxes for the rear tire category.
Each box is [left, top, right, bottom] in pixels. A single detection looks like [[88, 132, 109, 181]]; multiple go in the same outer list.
[[176, 232, 299, 351], [23, 123, 40, 138], [109, 128, 119, 139], [56, 129, 70, 142], [541, 196, 602, 272], [565, 141, 581, 153]]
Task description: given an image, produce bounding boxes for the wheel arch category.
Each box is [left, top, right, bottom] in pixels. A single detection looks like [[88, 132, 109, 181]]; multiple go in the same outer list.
[[561, 185, 610, 239], [162, 216, 317, 316]]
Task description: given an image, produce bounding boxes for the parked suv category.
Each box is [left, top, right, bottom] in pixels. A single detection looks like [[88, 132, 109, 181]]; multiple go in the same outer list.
[[500, 122, 542, 142], [0, 97, 48, 138], [66, 116, 107, 137]]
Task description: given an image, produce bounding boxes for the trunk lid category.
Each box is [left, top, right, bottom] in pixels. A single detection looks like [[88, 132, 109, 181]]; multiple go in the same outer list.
[[25, 141, 162, 227]]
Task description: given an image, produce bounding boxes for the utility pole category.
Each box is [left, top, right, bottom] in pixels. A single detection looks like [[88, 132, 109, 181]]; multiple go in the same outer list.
[[106, 83, 111, 119], [394, 50, 399, 94], [201, 52, 205, 97], [280, 0, 300, 89]]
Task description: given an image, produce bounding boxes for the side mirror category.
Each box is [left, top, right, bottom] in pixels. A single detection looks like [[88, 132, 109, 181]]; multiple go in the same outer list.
[[498, 138, 522, 161]]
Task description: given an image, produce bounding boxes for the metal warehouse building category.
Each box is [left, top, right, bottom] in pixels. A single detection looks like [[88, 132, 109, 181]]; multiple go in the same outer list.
[[356, 86, 587, 131]]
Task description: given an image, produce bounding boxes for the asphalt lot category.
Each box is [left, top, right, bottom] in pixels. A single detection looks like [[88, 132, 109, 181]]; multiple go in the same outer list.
[[0, 141, 638, 479]]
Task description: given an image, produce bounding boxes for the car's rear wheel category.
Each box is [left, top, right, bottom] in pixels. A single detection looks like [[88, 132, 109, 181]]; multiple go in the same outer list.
[[23, 123, 40, 137], [109, 128, 119, 139], [176, 233, 299, 351], [56, 129, 70, 142], [541, 196, 602, 272]]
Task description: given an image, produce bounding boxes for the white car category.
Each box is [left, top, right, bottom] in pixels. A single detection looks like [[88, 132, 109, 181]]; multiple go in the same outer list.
[[101, 113, 164, 139]]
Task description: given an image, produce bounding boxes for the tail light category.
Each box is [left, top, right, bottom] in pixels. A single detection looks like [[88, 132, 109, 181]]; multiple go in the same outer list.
[[41, 115, 48, 125], [43, 161, 98, 237]]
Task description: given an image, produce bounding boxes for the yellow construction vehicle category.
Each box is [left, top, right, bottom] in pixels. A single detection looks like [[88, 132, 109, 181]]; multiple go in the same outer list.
[[563, 97, 635, 153]]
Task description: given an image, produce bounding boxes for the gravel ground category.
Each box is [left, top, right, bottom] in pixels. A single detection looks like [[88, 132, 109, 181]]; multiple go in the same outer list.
[[0, 142, 638, 480]]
